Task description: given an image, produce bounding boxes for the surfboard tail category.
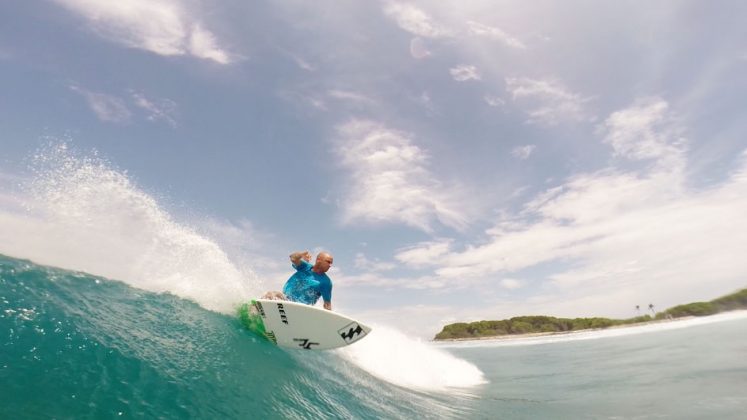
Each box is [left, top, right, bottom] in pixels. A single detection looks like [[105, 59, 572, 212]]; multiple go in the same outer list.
[[238, 300, 277, 344]]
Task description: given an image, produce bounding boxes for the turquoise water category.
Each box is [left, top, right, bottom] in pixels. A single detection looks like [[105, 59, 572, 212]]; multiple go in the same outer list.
[[2, 254, 746, 419], [441, 316, 747, 419], [0, 255, 467, 419]]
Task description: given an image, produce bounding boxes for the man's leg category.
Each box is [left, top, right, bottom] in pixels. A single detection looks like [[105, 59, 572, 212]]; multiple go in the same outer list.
[[261, 291, 287, 300]]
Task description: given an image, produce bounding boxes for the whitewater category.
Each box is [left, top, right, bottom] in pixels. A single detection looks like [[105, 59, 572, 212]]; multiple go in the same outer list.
[[2, 145, 746, 418]]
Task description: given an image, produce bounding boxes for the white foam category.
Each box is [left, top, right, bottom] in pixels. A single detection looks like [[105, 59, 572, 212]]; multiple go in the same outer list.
[[436, 310, 747, 348], [337, 324, 487, 391], [0, 143, 258, 313]]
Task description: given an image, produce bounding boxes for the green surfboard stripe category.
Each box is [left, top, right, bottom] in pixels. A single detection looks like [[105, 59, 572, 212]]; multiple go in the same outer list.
[[238, 300, 276, 344]]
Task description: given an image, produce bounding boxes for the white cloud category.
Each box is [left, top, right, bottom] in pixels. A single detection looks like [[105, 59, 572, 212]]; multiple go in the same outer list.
[[409, 37, 431, 59], [510, 186, 530, 199], [450, 65, 481, 82], [500, 278, 522, 290], [601, 97, 685, 163], [52, 0, 232, 64], [334, 120, 467, 232], [467, 21, 526, 49], [188, 23, 230, 64], [130, 91, 178, 127], [506, 77, 593, 125], [279, 49, 315, 71], [395, 239, 453, 267], [511, 145, 536, 160], [412, 91, 436, 114], [353, 252, 396, 272], [294, 56, 315, 71], [383, 2, 451, 38], [70, 85, 181, 126], [308, 97, 327, 110], [279, 89, 328, 111], [328, 89, 376, 105], [70, 85, 131, 123], [484, 94, 505, 107], [382, 6, 527, 53]]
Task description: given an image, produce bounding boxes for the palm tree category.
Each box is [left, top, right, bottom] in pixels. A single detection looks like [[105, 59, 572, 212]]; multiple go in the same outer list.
[[648, 303, 655, 315], [635, 305, 640, 315]]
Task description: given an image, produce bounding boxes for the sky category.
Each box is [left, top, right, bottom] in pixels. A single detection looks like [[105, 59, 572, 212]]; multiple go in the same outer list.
[[1, 0, 746, 337]]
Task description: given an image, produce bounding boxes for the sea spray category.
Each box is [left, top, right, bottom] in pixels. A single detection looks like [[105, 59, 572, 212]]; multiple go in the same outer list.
[[0, 143, 258, 313], [337, 324, 487, 390]]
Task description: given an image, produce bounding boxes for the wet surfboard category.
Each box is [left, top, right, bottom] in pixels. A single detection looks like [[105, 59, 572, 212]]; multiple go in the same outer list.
[[239, 299, 371, 350]]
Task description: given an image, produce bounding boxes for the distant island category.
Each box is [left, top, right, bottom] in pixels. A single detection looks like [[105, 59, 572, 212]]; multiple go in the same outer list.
[[434, 288, 747, 341]]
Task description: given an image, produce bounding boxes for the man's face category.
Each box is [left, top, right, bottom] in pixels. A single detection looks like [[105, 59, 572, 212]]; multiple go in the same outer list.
[[316, 254, 333, 273]]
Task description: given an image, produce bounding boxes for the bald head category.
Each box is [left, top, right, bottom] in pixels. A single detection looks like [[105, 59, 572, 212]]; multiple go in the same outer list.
[[313, 252, 334, 273]]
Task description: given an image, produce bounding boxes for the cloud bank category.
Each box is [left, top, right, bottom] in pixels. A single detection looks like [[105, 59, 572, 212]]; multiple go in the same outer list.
[[382, 98, 747, 316], [53, 0, 232, 63]]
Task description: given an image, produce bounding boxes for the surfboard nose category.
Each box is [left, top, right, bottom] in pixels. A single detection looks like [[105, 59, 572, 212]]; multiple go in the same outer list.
[[338, 321, 371, 345]]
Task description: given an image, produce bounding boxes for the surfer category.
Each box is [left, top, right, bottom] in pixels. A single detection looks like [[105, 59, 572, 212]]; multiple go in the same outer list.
[[261, 250, 334, 310], [283, 250, 334, 310]]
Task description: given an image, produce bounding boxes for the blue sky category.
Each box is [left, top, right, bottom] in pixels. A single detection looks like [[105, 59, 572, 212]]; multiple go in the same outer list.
[[1, 1, 746, 337]]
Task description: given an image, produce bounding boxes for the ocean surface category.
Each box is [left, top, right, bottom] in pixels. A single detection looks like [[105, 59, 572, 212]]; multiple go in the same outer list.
[[2, 254, 746, 419]]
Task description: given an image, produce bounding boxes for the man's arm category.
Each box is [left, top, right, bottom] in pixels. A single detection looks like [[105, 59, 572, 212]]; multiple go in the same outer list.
[[321, 279, 332, 311]]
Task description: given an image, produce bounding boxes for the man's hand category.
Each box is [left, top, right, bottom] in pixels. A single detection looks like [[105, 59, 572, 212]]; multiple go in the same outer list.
[[290, 251, 310, 266], [323, 301, 332, 311]]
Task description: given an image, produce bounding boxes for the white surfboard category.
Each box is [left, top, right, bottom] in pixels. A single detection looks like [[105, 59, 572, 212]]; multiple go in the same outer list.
[[239, 299, 371, 350]]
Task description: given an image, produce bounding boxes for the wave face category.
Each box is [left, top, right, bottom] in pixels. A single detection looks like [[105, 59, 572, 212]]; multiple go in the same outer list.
[[0, 255, 476, 419]]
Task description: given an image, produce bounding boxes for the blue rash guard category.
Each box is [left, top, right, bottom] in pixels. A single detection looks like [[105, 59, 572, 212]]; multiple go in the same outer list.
[[282, 260, 332, 305]]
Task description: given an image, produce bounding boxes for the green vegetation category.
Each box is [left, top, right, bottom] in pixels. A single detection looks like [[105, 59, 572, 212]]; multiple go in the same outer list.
[[655, 288, 747, 319], [434, 288, 747, 340]]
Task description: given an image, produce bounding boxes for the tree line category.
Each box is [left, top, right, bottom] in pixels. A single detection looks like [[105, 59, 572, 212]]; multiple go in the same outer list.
[[434, 287, 747, 340]]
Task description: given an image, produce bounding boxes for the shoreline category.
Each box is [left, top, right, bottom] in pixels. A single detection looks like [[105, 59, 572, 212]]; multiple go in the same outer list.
[[433, 311, 747, 343]]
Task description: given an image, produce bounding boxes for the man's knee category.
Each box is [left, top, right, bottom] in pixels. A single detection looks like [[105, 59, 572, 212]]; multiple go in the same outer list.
[[261, 291, 287, 301]]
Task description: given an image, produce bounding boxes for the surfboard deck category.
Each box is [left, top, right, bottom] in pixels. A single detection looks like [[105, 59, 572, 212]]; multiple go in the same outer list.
[[239, 299, 371, 350]]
